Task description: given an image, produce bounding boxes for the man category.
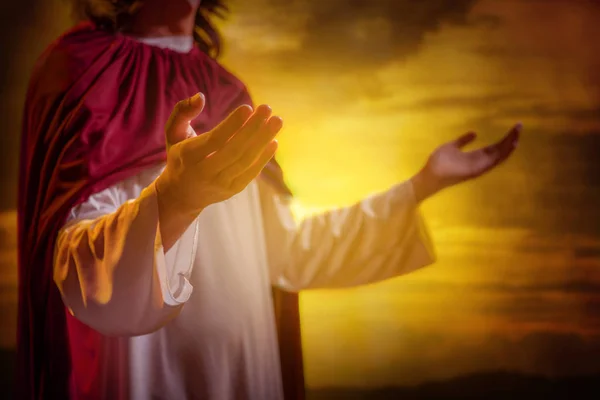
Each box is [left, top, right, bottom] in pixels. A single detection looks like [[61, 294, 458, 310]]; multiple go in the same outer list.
[[16, 0, 521, 399]]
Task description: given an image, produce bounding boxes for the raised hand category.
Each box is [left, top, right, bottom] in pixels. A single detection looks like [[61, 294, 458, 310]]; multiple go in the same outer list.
[[156, 92, 282, 217], [411, 123, 522, 202]]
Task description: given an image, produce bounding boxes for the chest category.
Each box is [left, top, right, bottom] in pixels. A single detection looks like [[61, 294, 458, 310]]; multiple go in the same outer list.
[[187, 181, 271, 317]]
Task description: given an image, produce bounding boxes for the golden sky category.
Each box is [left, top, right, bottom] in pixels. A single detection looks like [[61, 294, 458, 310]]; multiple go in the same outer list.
[[1, 0, 599, 390], [217, 0, 600, 387]]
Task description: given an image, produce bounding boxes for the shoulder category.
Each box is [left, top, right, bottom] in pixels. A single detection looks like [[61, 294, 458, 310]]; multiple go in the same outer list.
[[30, 21, 117, 95], [195, 51, 251, 104]]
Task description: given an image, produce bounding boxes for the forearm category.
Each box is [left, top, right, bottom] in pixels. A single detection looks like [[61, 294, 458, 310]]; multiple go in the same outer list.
[[410, 167, 443, 204], [155, 178, 201, 252], [262, 179, 436, 291], [54, 183, 195, 336]]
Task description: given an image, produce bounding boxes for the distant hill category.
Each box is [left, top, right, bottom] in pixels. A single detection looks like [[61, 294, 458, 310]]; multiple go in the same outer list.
[[307, 371, 600, 399], [2, 352, 599, 400]]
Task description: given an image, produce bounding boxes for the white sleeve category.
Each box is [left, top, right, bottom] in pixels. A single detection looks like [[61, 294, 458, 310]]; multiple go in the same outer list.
[[259, 179, 436, 292], [54, 177, 199, 337]]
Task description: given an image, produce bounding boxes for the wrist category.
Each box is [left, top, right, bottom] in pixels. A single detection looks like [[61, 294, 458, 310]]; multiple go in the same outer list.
[[154, 178, 201, 252], [410, 167, 442, 203], [154, 176, 201, 221]]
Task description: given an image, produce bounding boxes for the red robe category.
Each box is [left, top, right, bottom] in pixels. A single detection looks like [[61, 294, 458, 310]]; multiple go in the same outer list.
[[17, 21, 304, 399]]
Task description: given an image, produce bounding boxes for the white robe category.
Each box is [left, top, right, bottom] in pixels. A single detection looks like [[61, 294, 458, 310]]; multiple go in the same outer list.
[[52, 37, 436, 400]]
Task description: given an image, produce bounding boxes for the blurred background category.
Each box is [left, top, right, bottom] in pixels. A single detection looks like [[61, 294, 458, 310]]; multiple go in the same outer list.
[[1, 0, 599, 398]]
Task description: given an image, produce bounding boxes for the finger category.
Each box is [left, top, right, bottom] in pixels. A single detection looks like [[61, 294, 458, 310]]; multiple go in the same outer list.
[[207, 104, 254, 148], [496, 123, 521, 151], [221, 116, 283, 177], [165, 93, 206, 144], [482, 123, 522, 160], [230, 140, 279, 192], [472, 123, 522, 172], [264, 115, 283, 135], [509, 122, 522, 148], [454, 131, 477, 148], [206, 105, 276, 170], [183, 104, 254, 161]]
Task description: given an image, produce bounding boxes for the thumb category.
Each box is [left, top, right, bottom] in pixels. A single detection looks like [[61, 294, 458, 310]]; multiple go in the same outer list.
[[165, 92, 206, 144], [453, 131, 477, 148]]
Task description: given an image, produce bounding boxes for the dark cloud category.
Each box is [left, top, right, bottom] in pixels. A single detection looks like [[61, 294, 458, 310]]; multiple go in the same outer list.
[[230, 0, 479, 71], [299, 0, 477, 66], [371, 92, 525, 113], [573, 246, 600, 259], [479, 282, 600, 295], [394, 277, 600, 333], [514, 242, 600, 258], [480, 294, 582, 321], [372, 93, 600, 126], [345, 328, 600, 384], [509, 331, 600, 376], [399, 280, 600, 296], [407, 93, 518, 110], [467, 13, 504, 29], [470, 45, 560, 60], [495, 104, 600, 123], [583, 298, 600, 318], [473, 292, 600, 334]]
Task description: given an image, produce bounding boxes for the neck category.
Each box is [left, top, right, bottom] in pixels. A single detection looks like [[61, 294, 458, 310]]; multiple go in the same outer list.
[[123, 0, 198, 37]]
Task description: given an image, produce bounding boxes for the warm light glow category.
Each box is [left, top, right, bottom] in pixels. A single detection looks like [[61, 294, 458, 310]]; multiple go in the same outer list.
[[0, 0, 598, 392], [217, 0, 600, 388]]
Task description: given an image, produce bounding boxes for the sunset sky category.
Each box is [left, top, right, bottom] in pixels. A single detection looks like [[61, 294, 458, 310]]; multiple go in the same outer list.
[[1, 0, 599, 390], [215, 0, 600, 387]]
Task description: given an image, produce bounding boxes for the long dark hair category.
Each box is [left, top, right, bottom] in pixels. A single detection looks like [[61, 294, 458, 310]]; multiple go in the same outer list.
[[73, 0, 229, 57]]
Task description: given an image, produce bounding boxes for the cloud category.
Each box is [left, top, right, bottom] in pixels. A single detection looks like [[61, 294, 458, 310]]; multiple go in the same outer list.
[[573, 246, 600, 260], [433, 226, 600, 257], [467, 12, 504, 29], [226, 0, 480, 72], [495, 104, 600, 124], [470, 45, 561, 60], [481, 292, 588, 316], [364, 90, 600, 134], [396, 280, 600, 299], [472, 290, 600, 334], [510, 331, 600, 375], [307, 326, 600, 387], [369, 92, 526, 114]]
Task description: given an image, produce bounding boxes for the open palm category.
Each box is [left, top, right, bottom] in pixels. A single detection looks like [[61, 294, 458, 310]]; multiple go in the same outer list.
[[426, 124, 521, 189]]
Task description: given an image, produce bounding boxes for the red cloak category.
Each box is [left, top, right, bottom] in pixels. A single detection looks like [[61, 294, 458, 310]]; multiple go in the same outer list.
[[17, 21, 304, 399]]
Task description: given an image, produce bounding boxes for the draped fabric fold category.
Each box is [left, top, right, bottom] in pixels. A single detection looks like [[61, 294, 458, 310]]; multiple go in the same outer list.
[[17, 21, 304, 399]]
